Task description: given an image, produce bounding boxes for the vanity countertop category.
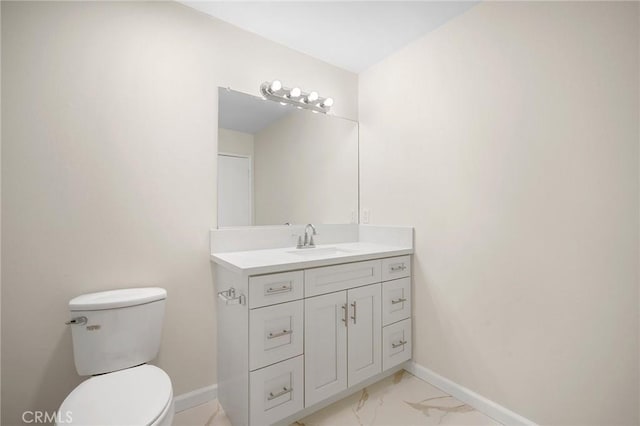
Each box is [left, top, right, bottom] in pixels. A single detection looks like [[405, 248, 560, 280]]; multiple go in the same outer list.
[[210, 242, 413, 275]]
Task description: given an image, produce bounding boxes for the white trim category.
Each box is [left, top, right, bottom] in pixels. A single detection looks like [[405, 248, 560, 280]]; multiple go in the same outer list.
[[173, 362, 536, 424], [405, 361, 537, 426], [173, 384, 218, 413]]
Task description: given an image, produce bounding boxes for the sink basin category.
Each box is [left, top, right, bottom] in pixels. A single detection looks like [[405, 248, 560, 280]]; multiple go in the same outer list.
[[287, 247, 355, 258]]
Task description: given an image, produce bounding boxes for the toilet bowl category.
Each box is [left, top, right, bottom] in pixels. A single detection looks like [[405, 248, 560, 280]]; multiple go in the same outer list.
[[58, 288, 173, 426]]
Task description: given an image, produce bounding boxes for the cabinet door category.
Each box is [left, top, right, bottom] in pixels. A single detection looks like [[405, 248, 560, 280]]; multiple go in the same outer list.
[[305, 291, 348, 407], [347, 283, 382, 387]]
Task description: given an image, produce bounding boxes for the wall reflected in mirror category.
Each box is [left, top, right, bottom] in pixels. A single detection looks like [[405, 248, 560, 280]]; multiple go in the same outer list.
[[217, 88, 358, 228]]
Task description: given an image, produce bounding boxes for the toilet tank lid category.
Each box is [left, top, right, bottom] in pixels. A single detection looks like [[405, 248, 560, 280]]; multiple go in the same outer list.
[[69, 287, 167, 311]]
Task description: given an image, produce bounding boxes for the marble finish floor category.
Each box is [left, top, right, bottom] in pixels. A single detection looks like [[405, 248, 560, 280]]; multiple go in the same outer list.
[[172, 370, 501, 426]]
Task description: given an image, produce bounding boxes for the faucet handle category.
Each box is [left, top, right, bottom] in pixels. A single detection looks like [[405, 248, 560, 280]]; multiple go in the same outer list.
[[309, 235, 315, 247], [296, 235, 303, 249]]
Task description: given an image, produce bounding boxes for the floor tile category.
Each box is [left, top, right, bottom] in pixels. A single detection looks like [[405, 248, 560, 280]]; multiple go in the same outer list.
[[173, 370, 501, 426], [296, 370, 500, 426]]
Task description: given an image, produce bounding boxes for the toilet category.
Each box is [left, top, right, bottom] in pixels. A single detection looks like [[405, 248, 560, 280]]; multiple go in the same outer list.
[[58, 288, 174, 426]]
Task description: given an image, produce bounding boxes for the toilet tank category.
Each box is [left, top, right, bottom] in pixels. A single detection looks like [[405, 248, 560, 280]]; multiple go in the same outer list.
[[67, 287, 167, 376]]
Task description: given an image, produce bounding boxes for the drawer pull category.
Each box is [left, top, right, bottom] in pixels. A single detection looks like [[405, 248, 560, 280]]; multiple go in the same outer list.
[[267, 386, 292, 401], [266, 284, 292, 295], [342, 304, 348, 327], [391, 297, 407, 305], [390, 264, 407, 272], [218, 288, 246, 306], [267, 329, 293, 339], [392, 340, 407, 349]]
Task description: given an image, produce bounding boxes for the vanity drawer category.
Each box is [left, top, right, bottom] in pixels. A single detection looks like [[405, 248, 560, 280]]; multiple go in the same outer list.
[[382, 277, 411, 326], [305, 260, 381, 297], [382, 318, 412, 370], [250, 300, 303, 371], [249, 271, 304, 309], [250, 355, 304, 426], [381, 256, 411, 281]]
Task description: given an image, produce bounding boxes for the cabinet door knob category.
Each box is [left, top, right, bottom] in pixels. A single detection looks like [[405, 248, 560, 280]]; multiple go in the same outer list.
[[350, 301, 357, 324]]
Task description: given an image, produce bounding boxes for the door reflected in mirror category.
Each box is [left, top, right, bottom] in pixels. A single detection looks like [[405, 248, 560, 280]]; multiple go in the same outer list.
[[217, 88, 359, 228]]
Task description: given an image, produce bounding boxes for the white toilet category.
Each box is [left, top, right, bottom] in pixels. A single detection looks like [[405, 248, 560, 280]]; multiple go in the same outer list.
[[58, 287, 174, 426]]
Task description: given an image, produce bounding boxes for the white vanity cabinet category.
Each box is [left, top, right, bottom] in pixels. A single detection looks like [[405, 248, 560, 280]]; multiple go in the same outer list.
[[215, 254, 412, 426], [304, 291, 347, 406], [304, 282, 382, 406]]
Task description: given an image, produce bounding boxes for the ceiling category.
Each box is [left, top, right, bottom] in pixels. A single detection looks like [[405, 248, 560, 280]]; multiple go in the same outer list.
[[180, 1, 478, 73], [218, 88, 293, 134]]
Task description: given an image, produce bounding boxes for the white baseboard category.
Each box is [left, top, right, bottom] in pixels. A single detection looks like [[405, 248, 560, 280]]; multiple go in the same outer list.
[[173, 384, 218, 413], [405, 361, 537, 426], [175, 363, 536, 424]]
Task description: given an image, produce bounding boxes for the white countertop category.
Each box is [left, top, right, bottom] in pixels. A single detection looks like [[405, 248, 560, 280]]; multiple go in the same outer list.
[[210, 242, 413, 275]]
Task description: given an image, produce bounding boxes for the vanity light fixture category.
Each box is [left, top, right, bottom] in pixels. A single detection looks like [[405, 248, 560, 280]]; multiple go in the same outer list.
[[260, 80, 334, 114], [321, 97, 334, 108], [306, 91, 319, 103], [288, 87, 301, 98], [269, 80, 283, 93]]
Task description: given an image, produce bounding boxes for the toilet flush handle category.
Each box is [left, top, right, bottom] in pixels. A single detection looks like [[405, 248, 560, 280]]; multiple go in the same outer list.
[[65, 316, 87, 326]]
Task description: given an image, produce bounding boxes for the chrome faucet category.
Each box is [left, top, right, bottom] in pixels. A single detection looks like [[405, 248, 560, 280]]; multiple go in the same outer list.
[[297, 224, 317, 249]]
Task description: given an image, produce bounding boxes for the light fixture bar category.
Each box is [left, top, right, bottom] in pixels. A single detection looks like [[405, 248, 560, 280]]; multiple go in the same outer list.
[[260, 81, 333, 114]]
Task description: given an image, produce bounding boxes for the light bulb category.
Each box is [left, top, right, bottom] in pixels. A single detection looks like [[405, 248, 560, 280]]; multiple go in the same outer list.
[[306, 91, 319, 103], [289, 87, 301, 98], [322, 97, 334, 107], [270, 80, 282, 92]]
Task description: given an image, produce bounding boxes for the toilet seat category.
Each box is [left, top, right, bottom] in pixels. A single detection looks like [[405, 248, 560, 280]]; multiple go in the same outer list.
[[58, 365, 173, 426]]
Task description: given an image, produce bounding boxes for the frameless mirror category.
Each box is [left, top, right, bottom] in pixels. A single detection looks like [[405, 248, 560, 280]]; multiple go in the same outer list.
[[217, 88, 359, 227]]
